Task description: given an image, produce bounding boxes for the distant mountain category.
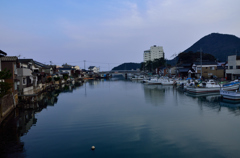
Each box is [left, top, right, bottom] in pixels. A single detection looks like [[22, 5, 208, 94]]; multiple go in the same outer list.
[[112, 63, 141, 70], [183, 33, 240, 62]]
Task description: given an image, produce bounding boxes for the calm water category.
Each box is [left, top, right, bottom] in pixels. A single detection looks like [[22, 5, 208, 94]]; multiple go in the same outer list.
[[1, 80, 240, 158]]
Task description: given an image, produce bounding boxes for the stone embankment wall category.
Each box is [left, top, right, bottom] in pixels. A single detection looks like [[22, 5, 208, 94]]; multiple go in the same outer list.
[[0, 93, 17, 124]]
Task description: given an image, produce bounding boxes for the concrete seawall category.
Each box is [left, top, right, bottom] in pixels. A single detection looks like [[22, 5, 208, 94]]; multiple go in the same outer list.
[[0, 93, 17, 124]]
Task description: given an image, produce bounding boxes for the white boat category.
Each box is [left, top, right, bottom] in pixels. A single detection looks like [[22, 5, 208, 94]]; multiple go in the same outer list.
[[144, 78, 162, 85], [220, 85, 240, 100], [186, 80, 240, 94], [161, 79, 175, 85], [131, 75, 144, 81]]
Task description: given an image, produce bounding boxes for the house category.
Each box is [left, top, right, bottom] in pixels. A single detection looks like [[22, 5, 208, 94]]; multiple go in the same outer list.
[[62, 63, 80, 70], [170, 66, 177, 76], [88, 66, 99, 73], [34, 60, 53, 75], [176, 63, 195, 78], [58, 67, 72, 76], [0, 56, 19, 102], [193, 61, 224, 79], [226, 55, 240, 80], [17, 59, 38, 90], [158, 66, 171, 76]]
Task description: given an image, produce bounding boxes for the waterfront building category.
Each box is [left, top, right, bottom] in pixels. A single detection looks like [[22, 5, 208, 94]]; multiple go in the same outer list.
[[193, 61, 224, 79], [226, 55, 240, 80], [88, 66, 99, 73], [143, 45, 164, 62], [1, 56, 19, 95]]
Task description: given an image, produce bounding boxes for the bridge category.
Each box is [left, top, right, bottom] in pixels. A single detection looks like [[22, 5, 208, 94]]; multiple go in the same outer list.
[[99, 70, 145, 79]]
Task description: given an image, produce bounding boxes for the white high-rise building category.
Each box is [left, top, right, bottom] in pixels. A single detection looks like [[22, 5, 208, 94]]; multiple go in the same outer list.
[[143, 45, 164, 62]]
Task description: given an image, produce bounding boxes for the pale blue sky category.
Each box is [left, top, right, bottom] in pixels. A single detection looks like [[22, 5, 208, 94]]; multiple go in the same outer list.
[[1, 0, 240, 70]]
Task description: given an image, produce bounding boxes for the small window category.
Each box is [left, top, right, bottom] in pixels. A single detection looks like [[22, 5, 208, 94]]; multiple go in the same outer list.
[[230, 66, 233, 69], [14, 82, 17, 90], [236, 66, 240, 69], [23, 78, 26, 85], [210, 67, 215, 70]]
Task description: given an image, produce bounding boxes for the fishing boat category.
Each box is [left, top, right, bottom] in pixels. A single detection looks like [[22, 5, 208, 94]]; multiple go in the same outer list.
[[220, 85, 240, 100], [144, 78, 162, 85], [161, 79, 175, 85], [131, 75, 144, 81], [186, 80, 240, 94]]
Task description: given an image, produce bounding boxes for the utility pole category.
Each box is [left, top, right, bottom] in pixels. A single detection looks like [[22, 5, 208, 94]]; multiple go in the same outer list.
[[84, 60, 86, 70], [200, 48, 202, 79]]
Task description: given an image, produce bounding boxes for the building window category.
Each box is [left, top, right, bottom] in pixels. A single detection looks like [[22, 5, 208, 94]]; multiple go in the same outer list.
[[197, 67, 201, 70], [229, 66, 233, 69], [23, 78, 26, 85], [236, 66, 240, 69], [14, 82, 17, 90], [210, 67, 215, 70]]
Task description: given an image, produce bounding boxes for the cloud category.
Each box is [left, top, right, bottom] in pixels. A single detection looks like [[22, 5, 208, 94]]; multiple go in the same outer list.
[[1, 0, 240, 68]]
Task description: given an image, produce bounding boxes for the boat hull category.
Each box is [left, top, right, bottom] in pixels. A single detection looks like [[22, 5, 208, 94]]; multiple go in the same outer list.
[[220, 90, 240, 100], [186, 83, 240, 94]]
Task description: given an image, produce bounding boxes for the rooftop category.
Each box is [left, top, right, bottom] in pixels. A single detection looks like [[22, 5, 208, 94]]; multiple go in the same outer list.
[[1, 56, 18, 61]]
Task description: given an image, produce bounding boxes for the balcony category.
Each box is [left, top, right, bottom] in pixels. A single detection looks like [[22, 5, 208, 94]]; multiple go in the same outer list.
[[17, 68, 32, 76]]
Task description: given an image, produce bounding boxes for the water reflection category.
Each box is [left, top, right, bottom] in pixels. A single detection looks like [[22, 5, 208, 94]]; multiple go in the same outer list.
[[0, 82, 83, 157], [219, 100, 240, 116], [143, 85, 165, 106], [1, 81, 240, 158], [185, 92, 240, 115]]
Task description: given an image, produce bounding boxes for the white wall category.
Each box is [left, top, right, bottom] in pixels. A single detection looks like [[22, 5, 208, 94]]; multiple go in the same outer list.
[[143, 45, 164, 62], [17, 68, 32, 76]]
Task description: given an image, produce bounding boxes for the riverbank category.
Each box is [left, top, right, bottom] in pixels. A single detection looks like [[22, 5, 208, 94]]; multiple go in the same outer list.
[[0, 78, 84, 125]]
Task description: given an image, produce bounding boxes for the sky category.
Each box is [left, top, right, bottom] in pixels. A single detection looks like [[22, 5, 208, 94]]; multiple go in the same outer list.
[[1, 0, 240, 71]]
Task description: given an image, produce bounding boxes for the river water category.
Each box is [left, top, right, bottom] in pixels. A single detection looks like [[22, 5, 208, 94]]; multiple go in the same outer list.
[[1, 79, 240, 158]]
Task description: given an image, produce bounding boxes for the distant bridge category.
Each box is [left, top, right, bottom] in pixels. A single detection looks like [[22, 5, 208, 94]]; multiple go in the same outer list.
[[99, 70, 144, 79], [99, 70, 141, 74]]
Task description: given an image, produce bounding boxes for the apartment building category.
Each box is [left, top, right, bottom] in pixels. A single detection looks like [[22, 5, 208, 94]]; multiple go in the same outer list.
[[143, 45, 164, 62]]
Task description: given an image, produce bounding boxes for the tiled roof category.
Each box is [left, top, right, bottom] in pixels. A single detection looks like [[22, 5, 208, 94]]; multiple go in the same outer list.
[[178, 68, 191, 72], [34, 60, 51, 68], [0, 50, 7, 56], [1, 56, 18, 61], [59, 68, 72, 70], [88, 66, 95, 69], [194, 61, 217, 65], [18, 59, 34, 63]]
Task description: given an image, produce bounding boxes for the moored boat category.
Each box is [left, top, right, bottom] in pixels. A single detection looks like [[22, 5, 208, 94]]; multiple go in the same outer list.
[[220, 85, 240, 100], [186, 80, 240, 94]]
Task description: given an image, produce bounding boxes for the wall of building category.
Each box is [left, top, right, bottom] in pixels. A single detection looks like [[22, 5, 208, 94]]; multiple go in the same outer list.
[[226, 55, 240, 80], [150, 46, 164, 61], [2, 61, 18, 94], [143, 45, 164, 62], [196, 66, 224, 78], [0, 94, 16, 124]]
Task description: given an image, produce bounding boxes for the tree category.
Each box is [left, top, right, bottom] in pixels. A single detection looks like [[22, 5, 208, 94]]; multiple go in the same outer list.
[[145, 60, 153, 72], [177, 51, 216, 64], [140, 62, 145, 71], [63, 74, 69, 81], [0, 68, 12, 98]]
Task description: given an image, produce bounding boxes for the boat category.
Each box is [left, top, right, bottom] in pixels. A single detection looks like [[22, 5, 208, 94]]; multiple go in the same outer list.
[[220, 85, 240, 100], [144, 78, 162, 85], [131, 75, 144, 81], [161, 79, 175, 85], [186, 79, 240, 94]]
